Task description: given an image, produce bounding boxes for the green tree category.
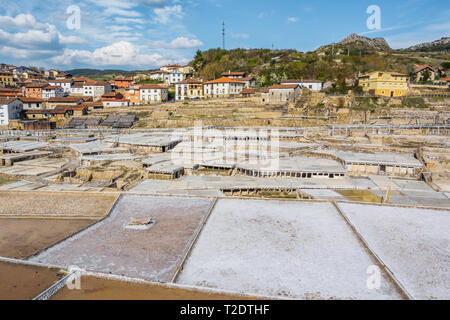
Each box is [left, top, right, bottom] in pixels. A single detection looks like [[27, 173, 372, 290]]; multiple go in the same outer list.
[[422, 69, 431, 82], [441, 61, 450, 71]]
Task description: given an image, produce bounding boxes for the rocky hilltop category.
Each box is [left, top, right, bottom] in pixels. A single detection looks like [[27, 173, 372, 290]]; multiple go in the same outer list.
[[338, 33, 391, 51], [405, 37, 450, 52], [317, 33, 391, 52]]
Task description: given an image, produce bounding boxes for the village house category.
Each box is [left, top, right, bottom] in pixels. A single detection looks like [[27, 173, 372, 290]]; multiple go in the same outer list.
[[282, 79, 323, 91], [42, 85, 65, 99], [101, 92, 129, 108], [175, 78, 203, 101], [48, 79, 73, 94], [24, 82, 48, 99], [0, 64, 16, 72], [140, 85, 168, 104], [55, 71, 72, 80], [114, 76, 134, 88], [203, 77, 246, 98], [221, 71, 246, 79], [236, 76, 256, 89], [21, 71, 44, 81], [45, 69, 59, 79], [70, 83, 85, 96], [160, 64, 181, 72], [0, 98, 23, 126], [240, 88, 260, 98], [82, 101, 104, 111], [168, 70, 185, 85], [413, 64, 443, 82], [124, 85, 142, 106], [12, 66, 37, 78], [19, 97, 44, 110], [83, 81, 112, 100], [358, 71, 408, 97], [25, 105, 76, 120], [0, 88, 22, 99], [149, 70, 169, 83], [46, 96, 86, 109], [267, 84, 302, 104], [0, 71, 14, 87]]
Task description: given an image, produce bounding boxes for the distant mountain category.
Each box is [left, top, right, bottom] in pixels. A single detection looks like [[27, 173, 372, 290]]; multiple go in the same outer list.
[[317, 33, 391, 52], [404, 37, 450, 52], [65, 68, 137, 77]]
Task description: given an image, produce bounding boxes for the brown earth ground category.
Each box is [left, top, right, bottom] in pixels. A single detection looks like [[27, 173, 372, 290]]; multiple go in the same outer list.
[[52, 275, 259, 300], [0, 218, 100, 259], [0, 260, 65, 300], [0, 191, 118, 218]]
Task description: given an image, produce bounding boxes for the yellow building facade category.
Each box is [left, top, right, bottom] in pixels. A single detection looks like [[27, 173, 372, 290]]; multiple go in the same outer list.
[[358, 72, 408, 97], [0, 72, 14, 86]]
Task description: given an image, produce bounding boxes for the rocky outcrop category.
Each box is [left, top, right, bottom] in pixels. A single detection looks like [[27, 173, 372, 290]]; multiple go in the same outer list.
[[405, 37, 450, 52]]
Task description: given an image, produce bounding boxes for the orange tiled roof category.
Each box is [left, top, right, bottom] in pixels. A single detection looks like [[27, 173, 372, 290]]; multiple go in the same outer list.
[[269, 84, 300, 89], [140, 85, 166, 89], [203, 77, 245, 84]]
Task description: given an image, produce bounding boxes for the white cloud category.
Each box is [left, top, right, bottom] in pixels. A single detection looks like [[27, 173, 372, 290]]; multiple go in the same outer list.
[[114, 17, 145, 24], [59, 34, 87, 45], [104, 7, 141, 17], [287, 17, 299, 23], [147, 37, 203, 49], [52, 41, 173, 68], [108, 25, 134, 32], [0, 13, 47, 30], [153, 5, 184, 24]]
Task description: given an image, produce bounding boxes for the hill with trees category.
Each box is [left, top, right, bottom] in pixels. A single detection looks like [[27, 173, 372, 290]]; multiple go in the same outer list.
[[189, 34, 449, 93]]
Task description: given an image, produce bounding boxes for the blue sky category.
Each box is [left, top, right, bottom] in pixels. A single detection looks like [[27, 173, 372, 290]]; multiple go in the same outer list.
[[0, 0, 448, 70]]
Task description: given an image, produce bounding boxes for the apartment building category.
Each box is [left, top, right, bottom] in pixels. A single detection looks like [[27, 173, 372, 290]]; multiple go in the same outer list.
[[203, 77, 245, 98], [175, 79, 203, 101], [358, 72, 408, 97], [140, 85, 168, 104]]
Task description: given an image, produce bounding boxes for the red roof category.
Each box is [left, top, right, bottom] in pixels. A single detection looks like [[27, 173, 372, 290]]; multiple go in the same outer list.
[[19, 97, 43, 103], [177, 78, 203, 85], [269, 84, 300, 89], [140, 85, 166, 89], [43, 86, 60, 90], [203, 77, 245, 84], [0, 98, 19, 104], [241, 88, 259, 94], [281, 79, 322, 84]]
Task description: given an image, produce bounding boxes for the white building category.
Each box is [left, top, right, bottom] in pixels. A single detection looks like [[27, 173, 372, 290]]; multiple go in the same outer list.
[[101, 98, 130, 108], [168, 70, 184, 85], [140, 85, 168, 104], [70, 83, 84, 96], [203, 77, 245, 98], [267, 84, 302, 104], [175, 79, 203, 101], [42, 85, 65, 99], [48, 79, 73, 94], [83, 81, 112, 100], [149, 70, 169, 82], [0, 98, 23, 126], [281, 79, 323, 91]]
